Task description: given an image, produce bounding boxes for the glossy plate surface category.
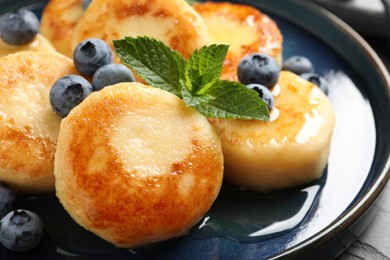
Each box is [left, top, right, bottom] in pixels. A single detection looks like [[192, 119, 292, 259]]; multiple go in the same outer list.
[[1, 0, 390, 259]]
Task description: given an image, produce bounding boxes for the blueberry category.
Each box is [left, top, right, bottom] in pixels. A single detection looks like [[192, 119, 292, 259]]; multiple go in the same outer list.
[[82, 0, 92, 10], [282, 56, 314, 75], [246, 83, 274, 111], [0, 210, 44, 252], [0, 9, 39, 45], [0, 182, 15, 219], [237, 53, 280, 89], [92, 64, 136, 91], [49, 75, 94, 117], [73, 38, 113, 77], [301, 73, 329, 95]]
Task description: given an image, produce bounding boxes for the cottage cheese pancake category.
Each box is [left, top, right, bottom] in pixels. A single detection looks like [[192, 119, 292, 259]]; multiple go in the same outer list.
[[209, 71, 335, 192], [193, 2, 283, 81], [0, 51, 77, 194], [54, 82, 223, 248], [0, 34, 56, 58], [72, 0, 210, 60], [40, 0, 83, 57]]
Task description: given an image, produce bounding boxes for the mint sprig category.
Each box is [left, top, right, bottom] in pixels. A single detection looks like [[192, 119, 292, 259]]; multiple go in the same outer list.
[[113, 36, 270, 121]]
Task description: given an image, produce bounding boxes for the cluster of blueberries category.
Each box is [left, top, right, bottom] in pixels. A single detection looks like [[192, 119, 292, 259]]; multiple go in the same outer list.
[[237, 53, 329, 112], [0, 182, 44, 252], [283, 55, 329, 95], [50, 38, 136, 118], [0, 7, 136, 119]]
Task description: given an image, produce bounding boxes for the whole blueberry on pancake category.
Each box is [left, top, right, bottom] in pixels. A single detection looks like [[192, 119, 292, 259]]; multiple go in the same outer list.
[[73, 38, 113, 77]]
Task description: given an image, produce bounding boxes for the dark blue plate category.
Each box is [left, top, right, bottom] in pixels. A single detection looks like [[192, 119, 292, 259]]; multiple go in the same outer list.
[[1, 0, 389, 259]]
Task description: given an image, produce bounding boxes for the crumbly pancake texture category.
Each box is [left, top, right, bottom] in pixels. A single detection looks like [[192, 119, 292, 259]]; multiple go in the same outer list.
[[0, 34, 57, 58], [208, 71, 335, 192], [193, 1, 283, 81], [54, 82, 224, 248], [71, 0, 210, 60], [40, 0, 83, 57], [0, 51, 77, 194]]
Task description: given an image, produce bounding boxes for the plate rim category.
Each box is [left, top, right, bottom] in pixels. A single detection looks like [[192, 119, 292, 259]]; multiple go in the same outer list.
[[251, 0, 390, 258], [1, 0, 390, 259]]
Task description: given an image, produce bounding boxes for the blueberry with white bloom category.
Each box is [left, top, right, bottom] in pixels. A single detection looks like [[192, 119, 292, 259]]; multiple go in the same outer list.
[[237, 53, 280, 89], [50, 75, 94, 117], [73, 38, 113, 77], [0, 9, 39, 45], [92, 63, 136, 91], [301, 72, 329, 95], [246, 83, 275, 111], [0, 210, 44, 252], [282, 56, 315, 75]]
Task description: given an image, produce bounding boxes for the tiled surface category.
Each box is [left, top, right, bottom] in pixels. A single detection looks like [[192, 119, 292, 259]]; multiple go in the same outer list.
[[339, 184, 390, 259]]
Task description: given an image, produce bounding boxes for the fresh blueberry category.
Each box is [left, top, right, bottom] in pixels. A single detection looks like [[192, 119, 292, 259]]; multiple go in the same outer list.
[[49, 75, 94, 117], [0, 210, 44, 252], [92, 63, 136, 91], [282, 56, 315, 75], [73, 38, 113, 77], [246, 83, 274, 111], [301, 73, 329, 95], [82, 0, 92, 10], [0, 9, 39, 45], [0, 182, 15, 219], [237, 53, 280, 89]]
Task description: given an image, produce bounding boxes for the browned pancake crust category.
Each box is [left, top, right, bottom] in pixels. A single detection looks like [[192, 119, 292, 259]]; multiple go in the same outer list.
[[71, 0, 209, 60], [0, 34, 57, 58], [55, 83, 223, 247], [193, 1, 283, 81], [0, 51, 77, 193], [40, 0, 83, 57], [208, 71, 335, 192]]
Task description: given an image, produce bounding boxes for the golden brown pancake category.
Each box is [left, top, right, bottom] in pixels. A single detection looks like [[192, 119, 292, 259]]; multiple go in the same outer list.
[[0, 34, 57, 58], [193, 1, 283, 81], [0, 51, 77, 194], [71, 0, 210, 60], [54, 82, 224, 248], [40, 0, 83, 57], [208, 71, 335, 192]]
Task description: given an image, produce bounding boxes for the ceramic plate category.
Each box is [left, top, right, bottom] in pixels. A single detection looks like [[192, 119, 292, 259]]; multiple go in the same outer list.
[[1, 0, 390, 259]]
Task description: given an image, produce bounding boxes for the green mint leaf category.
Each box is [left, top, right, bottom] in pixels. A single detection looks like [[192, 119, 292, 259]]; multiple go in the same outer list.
[[186, 44, 228, 93], [193, 80, 270, 121], [113, 36, 185, 96], [113, 37, 270, 121], [181, 80, 215, 106]]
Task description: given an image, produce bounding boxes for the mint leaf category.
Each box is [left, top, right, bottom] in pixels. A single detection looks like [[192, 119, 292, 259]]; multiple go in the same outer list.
[[114, 37, 270, 121], [186, 44, 228, 93], [181, 80, 215, 106], [113, 37, 185, 96], [193, 80, 270, 121]]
